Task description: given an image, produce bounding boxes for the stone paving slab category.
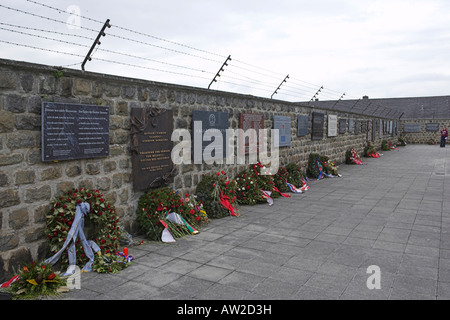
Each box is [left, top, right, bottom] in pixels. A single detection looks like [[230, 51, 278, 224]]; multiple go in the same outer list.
[[50, 145, 450, 300]]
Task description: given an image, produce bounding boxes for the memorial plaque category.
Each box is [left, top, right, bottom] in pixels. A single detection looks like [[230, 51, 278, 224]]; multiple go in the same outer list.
[[348, 119, 355, 134], [42, 102, 109, 162], [192, 110, 229, 162], [131, 107, 174, 191], [355, 120, 361, 134], [297, 115, 309, 137], [328, 115, 338, 137], [426, 123, 440, 132], [312, 112, 325, 140], [239, 113, 264, 154], [379, 120, 382, 139], [339, 119, 347, 134], [274, 116, 291, 147]]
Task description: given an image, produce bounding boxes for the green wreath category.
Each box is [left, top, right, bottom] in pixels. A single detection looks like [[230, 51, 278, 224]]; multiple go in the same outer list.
[[45, 188, 128, 273]]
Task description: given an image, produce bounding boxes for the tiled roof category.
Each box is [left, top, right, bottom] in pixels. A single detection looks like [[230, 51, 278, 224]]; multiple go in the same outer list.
[[302, 96, 450, 120]]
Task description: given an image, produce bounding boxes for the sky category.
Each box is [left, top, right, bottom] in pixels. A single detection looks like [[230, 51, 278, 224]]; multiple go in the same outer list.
[[0, 0, 449, 102]]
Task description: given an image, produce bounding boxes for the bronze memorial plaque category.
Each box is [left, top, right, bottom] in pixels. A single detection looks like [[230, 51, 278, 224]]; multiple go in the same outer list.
[[131, 107, 174, 191]]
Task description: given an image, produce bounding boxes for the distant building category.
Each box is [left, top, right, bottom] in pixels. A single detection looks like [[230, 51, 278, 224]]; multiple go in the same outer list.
[[303, 95, 450, 120]]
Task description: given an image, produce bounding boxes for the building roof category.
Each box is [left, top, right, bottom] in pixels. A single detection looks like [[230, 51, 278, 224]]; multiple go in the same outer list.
[[303, 95, 450, 120]]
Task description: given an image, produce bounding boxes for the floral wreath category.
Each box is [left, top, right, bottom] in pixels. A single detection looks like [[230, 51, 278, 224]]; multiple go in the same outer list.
[[137, 187, 209, 241], [195, 171, 238, 219], [45, 188, 126, 273]]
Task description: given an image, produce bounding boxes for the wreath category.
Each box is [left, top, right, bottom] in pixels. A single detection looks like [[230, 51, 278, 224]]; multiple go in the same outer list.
[[307, 153, 329, 179], [235, 168, 267, 205], [346, 148, 363, 165], [273, 166, 290, 193], [286, 163, 306, 187], [196, 171, 238, 219], [45, 188, 128, 273], [5, 261, 66, 300], [137, 187, 209, 241]]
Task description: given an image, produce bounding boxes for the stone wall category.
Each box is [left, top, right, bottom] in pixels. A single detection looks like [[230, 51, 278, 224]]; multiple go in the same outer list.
[[400, 119, 450, 145], [0, 58, 396, 282]]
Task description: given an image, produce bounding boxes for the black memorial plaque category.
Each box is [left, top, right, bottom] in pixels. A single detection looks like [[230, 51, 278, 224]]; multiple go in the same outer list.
[[339, 119, 347, 134], [42, 102, 109, 162], [311, 112, 324, 140], [192, 110, 229, 162], [274, 116, 291, 147], [131, 107, 174, 191], [297, 115, 309, 137], [426, 123, 439, 132], [239, 113, 264, 154]]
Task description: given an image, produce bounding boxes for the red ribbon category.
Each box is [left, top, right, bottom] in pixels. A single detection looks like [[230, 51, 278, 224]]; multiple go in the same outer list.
[[220, 192, 239, 217], [273, 186, 291, 198]]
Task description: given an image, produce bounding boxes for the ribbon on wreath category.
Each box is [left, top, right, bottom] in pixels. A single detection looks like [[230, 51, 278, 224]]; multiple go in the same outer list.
[[368, 150, 380, 158], [166, 212, 199, 235], [1, 275, 19, 288], [116, 251, 134, 263], [273, 186, 291, 198], [301, 180, 310, 192], [44, 203, 101, 276], [286, 183, 302, 194], [219, 192, 239, 217], [159, 219, 176, 243], [314, 160, 324, 180], [261, 190, 274, 206]]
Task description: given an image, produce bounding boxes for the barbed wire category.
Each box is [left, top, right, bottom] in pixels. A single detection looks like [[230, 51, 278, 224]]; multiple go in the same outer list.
[[0, 1, 367, 103]]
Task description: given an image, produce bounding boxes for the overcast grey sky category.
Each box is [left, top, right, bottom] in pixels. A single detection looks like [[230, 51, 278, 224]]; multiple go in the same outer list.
[[1, 0, 449, 102]]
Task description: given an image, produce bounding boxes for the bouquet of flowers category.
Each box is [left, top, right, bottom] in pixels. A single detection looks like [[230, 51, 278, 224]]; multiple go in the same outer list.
[[324, 160, 340, 176], [4, 261, 66, 300], [137, 187, 209, 241], [346, 148, 363, 165]]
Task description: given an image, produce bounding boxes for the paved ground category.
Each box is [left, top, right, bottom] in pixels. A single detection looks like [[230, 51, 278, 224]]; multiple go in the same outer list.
[[55, 144, 450, 300]]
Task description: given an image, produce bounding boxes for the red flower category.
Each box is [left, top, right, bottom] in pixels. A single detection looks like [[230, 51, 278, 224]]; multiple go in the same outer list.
[[216, 172, 220, 176], [190, 209, 195, 215], [47, 272, 56, 280]]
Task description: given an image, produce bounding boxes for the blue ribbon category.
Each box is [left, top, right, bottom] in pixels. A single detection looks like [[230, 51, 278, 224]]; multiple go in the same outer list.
[[45, 203, 100, 275]]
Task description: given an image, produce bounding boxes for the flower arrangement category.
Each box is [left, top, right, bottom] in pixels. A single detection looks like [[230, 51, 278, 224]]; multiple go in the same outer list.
[[251, 162, 279, 198], [381, 140, 390, 151], [5, 261, 66, 300], [346, 148, 363, 165], [286, 163, 306, 187], [137, 187, 209, 241], [195, 171, 238, 219], [273, 166, 290, 193], [324, 160, 339, 176], [364, 142, 379, 158], [397, 137, 406, 146], [307, 153, 330, 179], [235, 168, 266, 205], [45, 188, 127, 273]]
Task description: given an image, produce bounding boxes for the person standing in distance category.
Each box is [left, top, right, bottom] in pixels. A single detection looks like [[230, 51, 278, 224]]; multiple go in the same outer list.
[[441, 127, 448, 147]]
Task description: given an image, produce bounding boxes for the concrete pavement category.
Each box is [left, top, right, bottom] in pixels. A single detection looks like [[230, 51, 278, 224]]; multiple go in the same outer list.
[[52, 144, 450, 300]]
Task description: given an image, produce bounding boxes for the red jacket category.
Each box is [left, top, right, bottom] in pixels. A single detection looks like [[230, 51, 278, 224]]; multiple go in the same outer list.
[[441, 129, 448, 138]]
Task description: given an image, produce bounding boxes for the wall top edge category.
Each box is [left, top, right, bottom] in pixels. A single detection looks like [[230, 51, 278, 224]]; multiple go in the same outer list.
[[0, 58, 398, 120]]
